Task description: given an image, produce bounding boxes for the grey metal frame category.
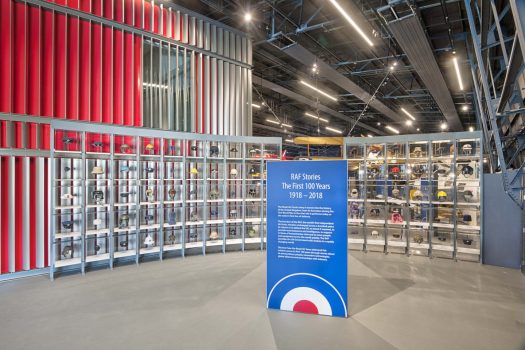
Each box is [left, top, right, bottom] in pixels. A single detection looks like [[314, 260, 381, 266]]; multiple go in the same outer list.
[[48, 118, 281, 279], [344, 131, 483, 261]]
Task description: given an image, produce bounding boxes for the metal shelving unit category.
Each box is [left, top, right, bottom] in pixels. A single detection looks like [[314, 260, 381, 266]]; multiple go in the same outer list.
[[344, 131, 483, 262], [49, 120, 281, 279]]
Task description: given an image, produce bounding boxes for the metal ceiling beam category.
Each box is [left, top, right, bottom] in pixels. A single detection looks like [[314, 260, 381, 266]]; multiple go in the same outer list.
[[253, 76, 385, 135], [280, 43, 406, 125], [387, 14, 464, 130]]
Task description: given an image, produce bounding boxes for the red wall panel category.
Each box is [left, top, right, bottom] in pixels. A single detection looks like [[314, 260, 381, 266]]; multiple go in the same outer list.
[[103, 0, 113, 20], [79, 18, 91, 121], [91, 0, 102, 15], [91, 21, 102, 122], [67, 0, 80, 9], [124, 0, 134, 26], [123, 33, 134, 126], [41, 8, 54, 117], [162, 8, 168, 37], [79, 0, 91, 12], [153, 5, 160, 34], [134, 0, 143, 29], [13, 1, 27, 115], [144, 1, 151, 32], [113, 30, 124, 125], [114, 0, 124, 23], [28, 5, 41, 117], [102, 25, 113, 124], [54, 8, 67, 118], [67, 14, 79, 120], [0, 0, 12, 113]]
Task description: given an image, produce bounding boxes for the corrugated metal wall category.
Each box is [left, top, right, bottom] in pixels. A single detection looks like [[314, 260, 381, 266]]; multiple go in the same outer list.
[[0, 0, 252, 276]]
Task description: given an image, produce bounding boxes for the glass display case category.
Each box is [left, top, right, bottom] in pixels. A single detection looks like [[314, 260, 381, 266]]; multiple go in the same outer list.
[[50, 124, 281, 278], [344, 131, 482, 261]]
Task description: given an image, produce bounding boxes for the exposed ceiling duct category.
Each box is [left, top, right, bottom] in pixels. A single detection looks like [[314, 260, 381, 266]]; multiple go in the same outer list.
[[386, 14, 463, 131], [253, 76, 385, 135], [280, 44, 406, 125]]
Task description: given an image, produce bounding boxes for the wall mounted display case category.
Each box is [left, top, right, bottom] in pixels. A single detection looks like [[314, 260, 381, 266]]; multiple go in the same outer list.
[[50, 121, 281, 278], [345, 131, 483, 261]]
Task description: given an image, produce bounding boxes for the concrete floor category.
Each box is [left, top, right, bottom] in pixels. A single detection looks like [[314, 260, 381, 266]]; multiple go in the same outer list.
[[0, 251, 524, 350]]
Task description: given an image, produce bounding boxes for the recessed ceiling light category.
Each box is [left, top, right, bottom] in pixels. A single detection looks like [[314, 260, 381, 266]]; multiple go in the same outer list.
[[462, 105, 469, 111], [401, 108, 416, 121], [416, 128, 420, 132], [386, 125, 400, 134], [405, 120, 413, 126], [328, 0, 374, 46], [300, 80, 337, 101], [326, 126, 343, 134], [244, 12, 252, 22], [469, 126, 474, 132], [440, 122, 448, 130], [377, 122, 381, 126]]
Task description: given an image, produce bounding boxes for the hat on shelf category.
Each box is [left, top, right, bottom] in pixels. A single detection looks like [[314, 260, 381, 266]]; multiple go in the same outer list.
[[91, 166, 104, 175]]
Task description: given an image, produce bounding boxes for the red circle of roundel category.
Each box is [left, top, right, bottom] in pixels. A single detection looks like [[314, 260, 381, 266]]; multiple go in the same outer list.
[[293, 300, 319, 314], [391, 166, 400, 173]]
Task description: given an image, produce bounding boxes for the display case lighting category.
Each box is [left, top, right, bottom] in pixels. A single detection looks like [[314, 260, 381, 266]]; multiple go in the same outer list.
[[329, 0, 374, 46], [305, 112, 328, 123], [300, 80, 337, 101]]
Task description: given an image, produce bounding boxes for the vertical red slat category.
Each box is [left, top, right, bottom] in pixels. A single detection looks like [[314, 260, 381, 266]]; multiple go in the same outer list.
[[134, 34, 142, 127], [43, 160, 48, 267], [0, 0, 12, 113], [1, 157, 8, 273], [103, 0, 113, 20], [153, 5, 160, 34], [13, 1, 27, 115], [102, 24, 113, 124], [28, 5, 41, 117], [123, 32, 134, 126], [41, 8, 54, 118], [29, 159, 36, 269], [124, 0, 133, 26], [54, 6, 67, 118], [79, 17, 90, 121], [144, 1, 151, 32], [114, 0, 124, 22], [162, 8, 167, 37], [91, 0, 102, 15], [67, 0, 80, 10], [79, 0, 91, 12], [134, 0, 143, 29], [15, 158, 23, 271], [91, 20, 102, 122], [113, 29, 123, 125], [67, 13, 79, 120]]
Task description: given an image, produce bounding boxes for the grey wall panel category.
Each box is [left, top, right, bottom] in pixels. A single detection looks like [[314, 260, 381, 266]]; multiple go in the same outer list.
[[247, 40, 252, 66], [229, 32, 235, 61], [191, 51, 196, 133], [204, 22, 210, 51], [235, 66, 242, 136], [23, 157, 30, 270], [175, 11, 181, 41], [241, 37, 247, 64], [197, 19, 203, 49], [247, 70, 253, 135], [210, 25, 216, 53], [240, 68, 246, 135], [483, 173, 522, 268], [211, 58, 217, 135], [223, 62, 230, 135], [230, 63, 236, 135], [182, 14, 188, 43], [204, 55, 210, 134], [167, 8, 172, 39], [218, 60, 224, 135], [36, 158, 45, 268], [189, 17, 196, 47], [8, 157, 15, 272], [196, 54, 202, 133], [236, 35, 242, 63], [217, 27, 223, 56]]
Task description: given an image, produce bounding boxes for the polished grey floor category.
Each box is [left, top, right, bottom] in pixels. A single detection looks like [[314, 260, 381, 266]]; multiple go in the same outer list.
[[1, 251, 524, 350]]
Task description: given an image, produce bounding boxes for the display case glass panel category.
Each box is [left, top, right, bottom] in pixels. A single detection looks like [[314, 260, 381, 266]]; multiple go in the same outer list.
[[140, 229, 161, 254], [113, 232, 137, 258], [164, 138, 184, 157], [86, 132, 111, 154], [54, 237, 82, 267], [262, 143, 281, 160], [227, 142, 243, 159], [141, 136, 161, 156], [409, 141, 428, 159], [431, 140, 454, 158], [387, 142, 406, 159], [347, 144, 365, 160], [207, 141, 223, 159], [409, 228, 430, 256], [55, 130, 82, 153], [366, 144, 384, 159], [85, 234, 110, 262], [114, 134, 137, 155]]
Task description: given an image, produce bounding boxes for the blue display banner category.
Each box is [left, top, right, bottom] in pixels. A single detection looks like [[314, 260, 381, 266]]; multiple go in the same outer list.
[[266, 160, 348, 318]]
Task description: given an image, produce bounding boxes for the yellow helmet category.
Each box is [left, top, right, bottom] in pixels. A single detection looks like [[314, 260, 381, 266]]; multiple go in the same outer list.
[[190, 167, 199, 174], [437, 191, 447, 200]]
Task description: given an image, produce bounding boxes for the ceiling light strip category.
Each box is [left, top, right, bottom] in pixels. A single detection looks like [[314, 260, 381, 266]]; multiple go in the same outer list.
[[453, 56, 464, 91], [401, 108, 416, 121], [300, 80, 337, 101], [326, 126, 343, 134], [305, 112, 329, 123], [329, 0, 374, 46], [385, 125, 400, 134]]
